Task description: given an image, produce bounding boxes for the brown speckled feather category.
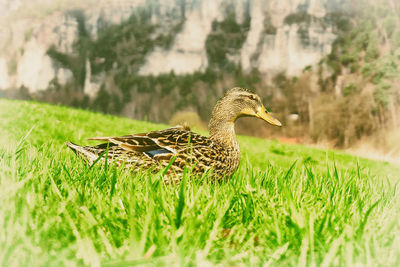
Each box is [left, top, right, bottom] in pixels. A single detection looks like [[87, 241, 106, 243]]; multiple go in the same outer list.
[[66, 87, 282, 182], [68, 126, 239, 182]]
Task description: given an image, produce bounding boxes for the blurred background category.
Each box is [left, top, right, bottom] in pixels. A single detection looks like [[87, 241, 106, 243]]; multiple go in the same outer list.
[[0, 0, 399, 159]]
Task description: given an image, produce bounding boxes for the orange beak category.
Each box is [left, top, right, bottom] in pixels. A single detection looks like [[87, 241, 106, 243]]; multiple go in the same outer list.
[[256, 106, 282, 126]]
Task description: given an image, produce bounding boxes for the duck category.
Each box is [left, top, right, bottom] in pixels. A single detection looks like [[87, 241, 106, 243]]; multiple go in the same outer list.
[[66, 87, 281, 182]]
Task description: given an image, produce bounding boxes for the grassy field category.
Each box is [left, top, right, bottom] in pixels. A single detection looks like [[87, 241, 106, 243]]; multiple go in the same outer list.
[[1, 98, 399, 266]]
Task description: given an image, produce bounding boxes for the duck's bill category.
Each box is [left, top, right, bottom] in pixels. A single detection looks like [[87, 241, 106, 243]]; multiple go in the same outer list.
[[257, 106, 282, 126]]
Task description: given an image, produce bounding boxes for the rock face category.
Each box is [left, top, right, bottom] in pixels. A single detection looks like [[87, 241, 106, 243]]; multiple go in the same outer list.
[[240, 0, 335, 76], [16, 39, 55, 91], [139, 0, 223, 75], [0, 0, 340, 93], [0, 58, 9, 89]]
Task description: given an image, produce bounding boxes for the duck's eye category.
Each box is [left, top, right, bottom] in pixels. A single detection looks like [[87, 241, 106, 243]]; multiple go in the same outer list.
[[246, 95, 256, 101]]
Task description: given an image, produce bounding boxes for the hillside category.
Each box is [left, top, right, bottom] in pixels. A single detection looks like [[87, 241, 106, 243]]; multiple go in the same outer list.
[[0, 99, 399, 266]]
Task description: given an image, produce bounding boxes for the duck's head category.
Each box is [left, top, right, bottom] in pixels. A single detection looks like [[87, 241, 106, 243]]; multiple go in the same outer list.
[[210, 87, 282, 126]]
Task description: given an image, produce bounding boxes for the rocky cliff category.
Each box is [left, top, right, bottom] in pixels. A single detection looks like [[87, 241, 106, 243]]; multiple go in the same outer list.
[[0, 0, 343, 93]]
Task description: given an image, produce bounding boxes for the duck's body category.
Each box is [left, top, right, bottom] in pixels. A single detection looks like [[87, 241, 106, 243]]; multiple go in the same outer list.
[[66, 125, 240, 182], [66, 87, 281, 181]]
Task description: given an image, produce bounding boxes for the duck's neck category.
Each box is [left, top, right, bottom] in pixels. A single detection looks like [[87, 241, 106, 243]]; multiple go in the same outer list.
[[208, 106, 240, 152]]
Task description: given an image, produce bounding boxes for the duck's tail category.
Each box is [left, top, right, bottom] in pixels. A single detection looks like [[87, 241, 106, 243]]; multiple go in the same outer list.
[[65, 141, 101, 165]]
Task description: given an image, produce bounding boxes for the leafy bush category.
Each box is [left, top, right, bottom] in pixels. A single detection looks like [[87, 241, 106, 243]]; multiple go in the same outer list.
[[383, 16, 396, 38], [284, 12, 312, 25], [343, 83, 357, 96], [365, 42, 379, 62], [339, 54, 357, 66], [312, 93, 376, 147], [361, 63, 375, 77], [373, 81, 391, 107], [205, 6, 250, 68], [390, 28, 400, 47]]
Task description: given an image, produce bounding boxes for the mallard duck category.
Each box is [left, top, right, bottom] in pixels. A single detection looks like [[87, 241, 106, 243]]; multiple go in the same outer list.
[[66, 87, 281, 182]]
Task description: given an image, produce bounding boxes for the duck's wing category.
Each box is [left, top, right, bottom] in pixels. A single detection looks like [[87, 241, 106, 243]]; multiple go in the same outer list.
[[88, 126, 209, 160]]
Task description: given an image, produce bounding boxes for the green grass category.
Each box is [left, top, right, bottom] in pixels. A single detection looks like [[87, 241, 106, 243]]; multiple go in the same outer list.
[[1, 98, 399, 266]]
